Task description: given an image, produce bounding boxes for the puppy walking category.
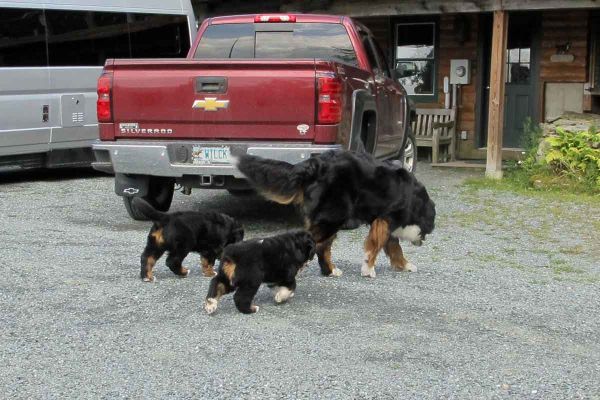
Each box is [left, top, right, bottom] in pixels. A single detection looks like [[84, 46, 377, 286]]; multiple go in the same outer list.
[[133, 198, 244, 282], [204, 231, 316, 314]]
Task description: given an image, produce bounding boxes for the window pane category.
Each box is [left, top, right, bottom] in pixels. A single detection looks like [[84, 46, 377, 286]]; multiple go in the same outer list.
[[507, 48, 520, 63], [0, 8, 47, 67], [373, 39, 391, 77], [129, 14, 190, 58], [195, 23, 358, 67], [282, 23, 357, 66], [255, 31, 293, 57], [361, 33, 379, 72], [520, 48, 530, 63], [45, 10, 130, 66], [396, 24, 434, 59], [395, 60, 434, 95], [507, 63, 530, 84], [194, 24, 254, 58]]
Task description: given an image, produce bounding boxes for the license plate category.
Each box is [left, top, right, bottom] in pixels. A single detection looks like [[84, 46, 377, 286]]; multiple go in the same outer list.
[[191, 146, 231, 165]]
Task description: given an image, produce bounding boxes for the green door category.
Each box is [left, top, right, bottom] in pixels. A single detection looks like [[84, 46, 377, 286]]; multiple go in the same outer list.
[[502, 14, 539, 148], [478, 13, 539, 148]]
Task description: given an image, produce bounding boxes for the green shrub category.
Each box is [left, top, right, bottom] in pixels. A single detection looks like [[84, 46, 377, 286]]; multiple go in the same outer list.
[[505, 118, 600, 194], [543, 127, 600, 190]]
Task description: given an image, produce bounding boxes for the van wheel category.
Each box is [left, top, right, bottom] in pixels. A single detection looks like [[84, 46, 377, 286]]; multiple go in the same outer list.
[[123, 177, 174, 220]]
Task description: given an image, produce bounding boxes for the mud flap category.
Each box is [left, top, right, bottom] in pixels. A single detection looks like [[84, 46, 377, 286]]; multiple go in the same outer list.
[[114, 173, 149, 197]]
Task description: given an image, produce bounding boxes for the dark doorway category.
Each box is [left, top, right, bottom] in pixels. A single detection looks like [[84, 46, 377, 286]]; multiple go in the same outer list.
[[477, 12, 540, 149]]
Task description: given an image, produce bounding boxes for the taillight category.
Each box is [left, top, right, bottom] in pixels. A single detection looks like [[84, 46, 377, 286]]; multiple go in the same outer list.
[[97, 73, 113, 122], [317, 73, 342, 124], [254, 14, 296, 23]]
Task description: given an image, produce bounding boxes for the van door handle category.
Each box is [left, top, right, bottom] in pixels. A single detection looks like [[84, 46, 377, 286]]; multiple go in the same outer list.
[[195, 77, 228, 93], [42, 105, 49, 122]]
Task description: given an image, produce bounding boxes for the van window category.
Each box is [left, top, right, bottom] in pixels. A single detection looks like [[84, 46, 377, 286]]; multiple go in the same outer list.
[[0, 8, 191, 67], [0, 8, 48, 67], [45, 10, 131, 66], [195, 23, 359, 67], [129, 13, 190, 58]]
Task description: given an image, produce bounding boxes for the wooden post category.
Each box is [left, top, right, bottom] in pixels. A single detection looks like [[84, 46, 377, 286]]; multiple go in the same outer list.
[[485, 10, 508, 179]]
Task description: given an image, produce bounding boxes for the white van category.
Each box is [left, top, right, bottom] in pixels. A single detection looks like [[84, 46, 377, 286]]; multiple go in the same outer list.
[[0, 0, 196, 171]]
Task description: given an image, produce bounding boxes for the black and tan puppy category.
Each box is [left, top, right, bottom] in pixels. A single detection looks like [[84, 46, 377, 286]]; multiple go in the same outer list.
[[133, 198, 244, 282], [236, 150, 436, 278], [204, 231, 316, 315]]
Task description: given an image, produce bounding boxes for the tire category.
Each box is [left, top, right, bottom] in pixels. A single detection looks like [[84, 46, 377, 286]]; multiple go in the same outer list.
[[401, 130, 417, 173], [123, 177, 174, 220]]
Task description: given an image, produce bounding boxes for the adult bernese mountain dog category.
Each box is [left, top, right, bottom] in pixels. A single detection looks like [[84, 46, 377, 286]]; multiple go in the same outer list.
[[236, 150, 435, 278], [204, 230, 316, 315], [133, 198, 244, 282]]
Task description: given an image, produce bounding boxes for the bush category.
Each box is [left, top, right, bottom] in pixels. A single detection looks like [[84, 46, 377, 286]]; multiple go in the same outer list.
[[510, 118, 600, 194], [543, 127, 600, 190]]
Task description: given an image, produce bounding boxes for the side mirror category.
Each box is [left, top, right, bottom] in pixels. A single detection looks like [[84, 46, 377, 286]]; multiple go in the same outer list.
[[374, 69, 386, 84]]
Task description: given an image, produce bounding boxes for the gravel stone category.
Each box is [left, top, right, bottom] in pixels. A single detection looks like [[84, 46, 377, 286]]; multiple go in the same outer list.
[[0, 165, 599, 399]]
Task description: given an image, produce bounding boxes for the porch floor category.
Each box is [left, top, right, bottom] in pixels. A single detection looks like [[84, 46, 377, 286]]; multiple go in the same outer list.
[[430, 160, 487, 169]]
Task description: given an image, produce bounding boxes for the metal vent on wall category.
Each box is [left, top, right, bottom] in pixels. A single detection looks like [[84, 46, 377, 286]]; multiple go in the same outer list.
[[72, 112, 84, 124]]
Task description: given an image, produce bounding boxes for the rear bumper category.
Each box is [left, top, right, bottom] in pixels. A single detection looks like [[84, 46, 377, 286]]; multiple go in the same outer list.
[[92, 140, 341, 176]]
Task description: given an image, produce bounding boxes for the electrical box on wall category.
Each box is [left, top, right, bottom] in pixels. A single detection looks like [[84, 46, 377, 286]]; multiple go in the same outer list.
[[450, 59, 470, 85]]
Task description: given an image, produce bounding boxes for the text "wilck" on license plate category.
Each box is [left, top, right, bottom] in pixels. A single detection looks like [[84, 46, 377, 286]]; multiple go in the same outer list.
[[191, 146, 231, 164]]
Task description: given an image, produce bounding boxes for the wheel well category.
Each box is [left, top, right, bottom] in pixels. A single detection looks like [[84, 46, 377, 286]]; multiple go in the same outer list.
[[360, 111, 376, 153]]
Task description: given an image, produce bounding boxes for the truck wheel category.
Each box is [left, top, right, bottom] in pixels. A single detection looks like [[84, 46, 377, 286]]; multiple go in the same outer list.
[[401, 130, 417, 173], [123, 177, 174, 220]]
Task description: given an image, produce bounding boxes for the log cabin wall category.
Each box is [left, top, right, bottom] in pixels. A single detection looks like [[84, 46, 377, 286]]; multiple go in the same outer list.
[[539, 10, 590, 120], [438, 14, 481, 159], [540, 10, 589, 83]]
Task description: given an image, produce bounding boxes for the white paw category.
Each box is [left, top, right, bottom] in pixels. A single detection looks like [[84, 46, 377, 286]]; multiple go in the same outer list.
[[329, 268, 343, 277], [405, 262, 417, 272], [274, 287, 293, 304], [361, 262, 376, 278], [251, 305, 260, 313], [204, 298, 218, 315], [142, 276, 156, 283]]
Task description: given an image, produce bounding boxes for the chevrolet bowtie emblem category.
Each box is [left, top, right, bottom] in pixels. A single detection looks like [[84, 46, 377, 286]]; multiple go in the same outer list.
[[192, 97, 229, 111]]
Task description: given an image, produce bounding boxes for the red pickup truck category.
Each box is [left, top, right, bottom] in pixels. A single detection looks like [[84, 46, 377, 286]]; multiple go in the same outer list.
[[92, 13, 416, 220]]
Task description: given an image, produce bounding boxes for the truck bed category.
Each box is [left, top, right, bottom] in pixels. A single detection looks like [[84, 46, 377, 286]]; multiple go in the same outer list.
[[106, 59, 330, 141]]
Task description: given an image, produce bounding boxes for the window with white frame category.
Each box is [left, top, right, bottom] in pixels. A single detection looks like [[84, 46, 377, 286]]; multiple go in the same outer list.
[[394, 22, 437, 98]]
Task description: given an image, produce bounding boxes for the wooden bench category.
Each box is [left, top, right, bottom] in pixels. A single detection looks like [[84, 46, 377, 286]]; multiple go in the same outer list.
[[412, 108, 457, 163]]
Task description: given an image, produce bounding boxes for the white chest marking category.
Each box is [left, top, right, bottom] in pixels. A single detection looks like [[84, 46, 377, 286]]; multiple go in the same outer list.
[[391, 225, 421, 242]]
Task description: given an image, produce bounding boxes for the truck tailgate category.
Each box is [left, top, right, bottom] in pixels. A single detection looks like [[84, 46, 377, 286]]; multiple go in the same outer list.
[[111, 59, 317, 140]]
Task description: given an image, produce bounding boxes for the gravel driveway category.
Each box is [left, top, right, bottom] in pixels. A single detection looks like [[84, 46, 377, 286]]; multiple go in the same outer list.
[[1, 165, 599, 399]]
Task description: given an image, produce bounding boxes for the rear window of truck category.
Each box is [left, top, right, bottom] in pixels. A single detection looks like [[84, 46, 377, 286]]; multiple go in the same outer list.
[[194, 22, 358, 67]]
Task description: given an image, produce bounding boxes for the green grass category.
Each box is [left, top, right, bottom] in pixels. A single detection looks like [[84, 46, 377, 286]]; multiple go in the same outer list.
[[464, 168, 600, 203]]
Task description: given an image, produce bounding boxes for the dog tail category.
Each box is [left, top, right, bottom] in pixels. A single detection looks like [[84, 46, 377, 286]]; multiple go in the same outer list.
[[131, 198, 167, 222], [236, 154, 319, 205]]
